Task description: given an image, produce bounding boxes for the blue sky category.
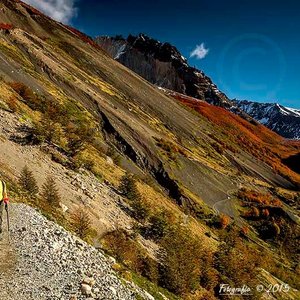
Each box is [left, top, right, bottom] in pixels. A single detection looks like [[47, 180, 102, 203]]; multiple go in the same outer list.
[[25, 0, 300, 108]]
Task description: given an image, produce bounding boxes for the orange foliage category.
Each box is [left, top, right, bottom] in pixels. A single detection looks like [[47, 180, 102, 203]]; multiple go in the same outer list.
[[7, 96, 18, 112], [219, 214, 230, 229], [241, 226, 250, 236], [238, 188, 282, 207], [0, 23, 14, 30], [64, 25, 104, 51], [173, 94, 300, 185], [9, 82, 32, 98], [262, 208, 270, 217], [244, 206, 260, 218]]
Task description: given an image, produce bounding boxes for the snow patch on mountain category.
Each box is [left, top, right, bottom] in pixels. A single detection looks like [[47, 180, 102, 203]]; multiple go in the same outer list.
[[114, 44, 126, 59], [234, 100, 300, 139], [280, 106, 300, 117]]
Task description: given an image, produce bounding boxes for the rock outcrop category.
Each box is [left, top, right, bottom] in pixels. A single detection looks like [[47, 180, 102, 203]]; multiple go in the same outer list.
[[96, 34, 231, 107]]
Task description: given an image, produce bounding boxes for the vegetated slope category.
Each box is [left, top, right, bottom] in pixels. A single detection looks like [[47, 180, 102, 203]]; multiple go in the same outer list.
[[0, 0, 298, 232], [234, 100, 300, 139], [0, 0, 288, 211], [173, 92, 300, 188], [0, 1, 299, 299]]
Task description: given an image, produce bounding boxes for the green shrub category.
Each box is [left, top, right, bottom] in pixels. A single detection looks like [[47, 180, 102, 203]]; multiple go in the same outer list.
[[119, 172, 149, 221], [215, 229, 261, 295], [49, 151, 69, 167], [41, 176, 61, 206], [119, 172, 141, 201], [106, 147, 121, 165], [140, 255, 159, 283], [159, 224, 207, 295], [108, 232, 160, 283], [72, 156, 95, 171], [70, 208, 91, 240], [65, 122, 95, 156], [18, 165, 39, 196], [102, 229, 146, 273], [33, 117, 63, 144], [131, 198, 150, 222], [146, 211, 169, 241]]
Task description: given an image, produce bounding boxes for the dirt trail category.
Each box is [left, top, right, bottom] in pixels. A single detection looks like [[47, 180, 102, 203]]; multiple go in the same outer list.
[[212, 188, 237, 216], [0, 204, 153, 300], [0, 243, 15, 275], [0, 209, 16, 277]]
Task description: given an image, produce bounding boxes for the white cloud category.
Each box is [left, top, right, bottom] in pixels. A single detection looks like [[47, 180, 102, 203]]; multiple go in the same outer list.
[[23, 0, 77, 24], [190, 43, 209, 60]]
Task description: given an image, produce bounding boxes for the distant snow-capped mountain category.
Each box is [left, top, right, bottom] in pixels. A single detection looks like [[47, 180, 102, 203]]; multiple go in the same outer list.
[[234, 100, 300, 139]]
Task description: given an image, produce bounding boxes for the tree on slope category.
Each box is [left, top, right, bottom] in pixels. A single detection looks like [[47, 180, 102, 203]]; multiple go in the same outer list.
[[18, 165, 39, 196], [119, 172, 141, 201], [41, 176, 61, 206], [70, 208, 91, 239]]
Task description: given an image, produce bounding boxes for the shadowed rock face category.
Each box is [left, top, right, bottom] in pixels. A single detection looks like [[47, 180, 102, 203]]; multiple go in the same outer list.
[[283, 153, 300, 174], [96, 34, 232, 107]]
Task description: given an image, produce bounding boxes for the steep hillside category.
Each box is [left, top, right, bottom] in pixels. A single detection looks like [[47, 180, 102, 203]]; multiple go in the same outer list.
[[234, 100, 300, 139], [161, 89, 300, 188], [0, 0, 286, 215], [96, 35, 300, 140], [0, 1, 299, 299]]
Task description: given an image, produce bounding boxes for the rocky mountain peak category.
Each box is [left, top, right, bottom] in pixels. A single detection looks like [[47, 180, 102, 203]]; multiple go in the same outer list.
[[96, 33, 300, 140], [96, 34, 232, 107], [126, 33, 187, 65]]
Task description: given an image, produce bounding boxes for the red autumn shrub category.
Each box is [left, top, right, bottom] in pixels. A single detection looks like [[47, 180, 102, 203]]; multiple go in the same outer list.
[[238, 188, 282, 207], [241, 226, 250, 236], [65, 25, 103, 51], [219, 214, 230, 229], [20, 2, 44, 17], [0, 23, 14, 30]]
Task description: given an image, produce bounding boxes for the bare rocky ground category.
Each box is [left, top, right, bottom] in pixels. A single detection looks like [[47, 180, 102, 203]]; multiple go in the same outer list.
[[0, 204, 154, 300], [0, 108, 133, 236]]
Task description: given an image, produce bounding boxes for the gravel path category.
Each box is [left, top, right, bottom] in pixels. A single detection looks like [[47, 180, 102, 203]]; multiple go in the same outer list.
[[0, 204, 150, 300]]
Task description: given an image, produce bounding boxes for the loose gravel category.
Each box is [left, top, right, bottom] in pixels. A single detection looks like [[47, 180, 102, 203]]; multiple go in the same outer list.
[[0, 204, 151, 300]]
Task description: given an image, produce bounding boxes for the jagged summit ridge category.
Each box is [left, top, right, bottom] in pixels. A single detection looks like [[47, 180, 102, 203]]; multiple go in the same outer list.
[[96, 34, 231, 107]]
